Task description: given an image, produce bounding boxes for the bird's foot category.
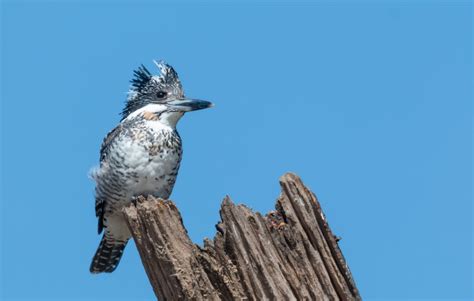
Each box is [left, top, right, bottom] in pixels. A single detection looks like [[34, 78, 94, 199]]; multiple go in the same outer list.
[[131, 196, 139, 206]]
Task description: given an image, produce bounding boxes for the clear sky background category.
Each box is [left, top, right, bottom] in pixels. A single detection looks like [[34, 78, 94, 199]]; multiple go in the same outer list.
[[1, 1, 472, 300]]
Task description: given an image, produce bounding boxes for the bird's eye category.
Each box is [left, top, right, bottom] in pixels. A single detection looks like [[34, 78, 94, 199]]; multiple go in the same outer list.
[[156, 91, 167, 99]]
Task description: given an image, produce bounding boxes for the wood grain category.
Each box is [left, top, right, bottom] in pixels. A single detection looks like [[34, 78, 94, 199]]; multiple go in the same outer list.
[[123, 173, 361, 300]]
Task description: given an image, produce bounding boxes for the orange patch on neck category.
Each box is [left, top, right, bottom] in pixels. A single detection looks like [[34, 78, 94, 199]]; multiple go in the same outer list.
[[142, 111, 158, 121]]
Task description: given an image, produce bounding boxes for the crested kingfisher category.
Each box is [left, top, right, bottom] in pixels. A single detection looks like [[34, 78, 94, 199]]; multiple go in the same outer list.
[[90, 60, 213, 273]]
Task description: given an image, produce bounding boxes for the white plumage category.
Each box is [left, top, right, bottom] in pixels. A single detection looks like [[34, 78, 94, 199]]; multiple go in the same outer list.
[[89, 61, 212, 273]]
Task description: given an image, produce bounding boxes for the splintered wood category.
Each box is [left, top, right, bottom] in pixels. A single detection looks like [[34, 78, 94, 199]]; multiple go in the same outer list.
[[122, 173, 361, 301]]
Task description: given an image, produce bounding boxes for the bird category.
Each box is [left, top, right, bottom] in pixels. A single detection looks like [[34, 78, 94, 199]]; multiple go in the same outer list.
[[89, 60, 213, 273]]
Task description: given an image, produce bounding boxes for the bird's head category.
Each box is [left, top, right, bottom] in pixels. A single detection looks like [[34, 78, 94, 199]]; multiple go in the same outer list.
[[122, 60, 213, 126]]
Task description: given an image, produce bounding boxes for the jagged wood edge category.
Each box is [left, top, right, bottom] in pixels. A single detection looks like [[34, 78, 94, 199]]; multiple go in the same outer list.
[[122, 173, 361, 300]]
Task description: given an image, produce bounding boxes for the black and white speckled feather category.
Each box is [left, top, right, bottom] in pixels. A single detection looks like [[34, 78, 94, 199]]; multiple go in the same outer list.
[[90, 60, 212, 274], [122, 60, 184, 120]]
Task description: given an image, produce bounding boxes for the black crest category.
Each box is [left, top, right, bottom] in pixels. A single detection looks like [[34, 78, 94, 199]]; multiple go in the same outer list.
[[122, 60, 184, 120], [130, 64, 152, 92]]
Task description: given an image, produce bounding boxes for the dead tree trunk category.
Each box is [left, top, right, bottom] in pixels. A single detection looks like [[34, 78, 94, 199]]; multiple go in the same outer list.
[[122, 173, 361, 300]]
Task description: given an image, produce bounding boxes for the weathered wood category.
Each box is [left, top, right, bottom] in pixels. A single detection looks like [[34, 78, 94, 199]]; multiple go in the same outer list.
[[122, 173, 361, 300]]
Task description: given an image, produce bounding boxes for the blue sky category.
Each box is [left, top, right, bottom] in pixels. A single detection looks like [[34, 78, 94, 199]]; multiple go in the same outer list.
[[1, 1, 472, 300]]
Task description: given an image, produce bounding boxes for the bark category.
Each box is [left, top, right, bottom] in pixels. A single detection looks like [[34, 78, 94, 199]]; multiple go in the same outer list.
[[122, 173, 361, 300]]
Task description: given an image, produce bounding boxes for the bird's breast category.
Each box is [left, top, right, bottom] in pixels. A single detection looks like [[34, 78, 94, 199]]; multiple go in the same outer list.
[[115, 126, 182, 198]]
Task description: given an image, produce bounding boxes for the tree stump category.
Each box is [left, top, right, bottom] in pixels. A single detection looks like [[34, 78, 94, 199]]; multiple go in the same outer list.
[[122, 173, 361, 300]]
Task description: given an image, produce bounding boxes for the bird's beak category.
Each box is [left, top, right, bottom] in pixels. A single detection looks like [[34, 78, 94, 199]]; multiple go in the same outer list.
[[168, 98, 214, 112]]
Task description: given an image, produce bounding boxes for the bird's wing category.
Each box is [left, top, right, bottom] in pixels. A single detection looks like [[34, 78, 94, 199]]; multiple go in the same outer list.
[[99, 124, 123, 162], [95, 124, 124, 234], [95, 198, 106, 234]]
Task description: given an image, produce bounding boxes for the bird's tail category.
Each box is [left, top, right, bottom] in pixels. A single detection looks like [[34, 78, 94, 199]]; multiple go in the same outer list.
[[90, 235, 128, 273]]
